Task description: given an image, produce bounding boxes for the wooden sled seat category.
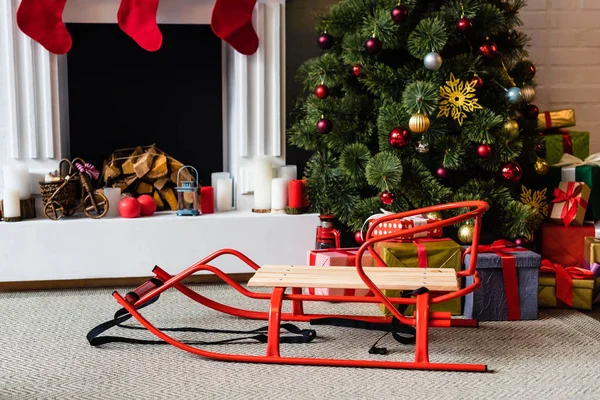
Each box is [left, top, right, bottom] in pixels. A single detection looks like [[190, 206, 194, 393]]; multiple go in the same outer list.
[[248, 265, 458, 292]]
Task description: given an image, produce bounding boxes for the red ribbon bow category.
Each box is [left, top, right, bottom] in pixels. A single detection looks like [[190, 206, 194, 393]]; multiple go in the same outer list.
[[540, 259, 594, 307], [468, 239, 527, 321], [550, 182, 588, 227], [75, 162, 100, 180]]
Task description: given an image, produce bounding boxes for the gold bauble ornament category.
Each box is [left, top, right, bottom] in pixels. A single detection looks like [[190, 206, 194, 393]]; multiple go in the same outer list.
[[409, 113, 430, 134], [457, 224, 475, 244], [521, 86, 536, 104], [502, 119, 520, 139], [534, 158, 550, 176], [425, 211, 443, 221]]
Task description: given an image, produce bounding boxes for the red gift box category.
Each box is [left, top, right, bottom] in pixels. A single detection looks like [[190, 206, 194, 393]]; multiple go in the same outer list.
[[541, 222, 598, 267], [367, 214, 442, 238]]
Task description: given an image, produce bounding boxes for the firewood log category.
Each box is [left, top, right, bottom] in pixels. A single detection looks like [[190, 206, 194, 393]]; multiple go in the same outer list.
[[136, 181, 154, 195], [146, 154, 168, 179], [122, 147, 143, 175], [134, 150, 156, 178], [169, 158, 194, 184], [159, 188, 178, 211], [153, 191, 165, 210], [153, 177, 169, 191], [103, 163, 121, 184]]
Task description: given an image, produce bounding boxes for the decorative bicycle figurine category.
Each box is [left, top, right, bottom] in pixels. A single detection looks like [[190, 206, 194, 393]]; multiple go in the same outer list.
[[43, 158, 109, 220]]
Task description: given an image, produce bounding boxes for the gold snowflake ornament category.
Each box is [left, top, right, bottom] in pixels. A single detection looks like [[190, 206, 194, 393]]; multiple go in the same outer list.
[[520, 186, 549, 218], [437, 73, 482, 125]]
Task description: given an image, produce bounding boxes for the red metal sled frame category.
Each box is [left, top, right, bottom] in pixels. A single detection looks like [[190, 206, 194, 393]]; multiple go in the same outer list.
[[112, 201, 489, 372]]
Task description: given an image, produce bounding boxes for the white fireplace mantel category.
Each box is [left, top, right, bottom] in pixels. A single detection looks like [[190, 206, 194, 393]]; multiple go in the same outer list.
[[0, 0, 320, 283]]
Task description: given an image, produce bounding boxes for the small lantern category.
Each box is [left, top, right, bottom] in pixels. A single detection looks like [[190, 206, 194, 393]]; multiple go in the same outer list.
[[176, 166, 200, 216]]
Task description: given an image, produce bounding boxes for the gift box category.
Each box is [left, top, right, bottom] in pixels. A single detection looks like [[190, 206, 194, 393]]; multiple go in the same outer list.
[[540, 223, 598, 267], [583, 236, 600, 276], [463, 240, 541, 321], [306, 248, 374, 296], [549, 181, 590, 226], [375, 238, 461, 316], [540, 130, 589, 166], [367, 214, 442, 238], [538, 260, 595, 310], [537, 109, 576, 130]]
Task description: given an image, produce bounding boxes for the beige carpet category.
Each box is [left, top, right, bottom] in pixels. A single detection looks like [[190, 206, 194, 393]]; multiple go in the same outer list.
[[1, 284, 600, 399]]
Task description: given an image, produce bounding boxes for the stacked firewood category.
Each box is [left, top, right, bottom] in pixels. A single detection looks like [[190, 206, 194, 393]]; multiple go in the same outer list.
[[102, 145, 193, 211]]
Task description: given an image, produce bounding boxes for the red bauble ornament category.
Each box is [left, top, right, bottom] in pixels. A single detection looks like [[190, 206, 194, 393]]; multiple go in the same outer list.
[[316, 118, 333, 134], [470, 75, 483, 89], [352, 64, 362, 77], [391, 6, 409, 23], [515, 237, 525, 246], [524, 104, 539, 120], [365, 37, 382, 55], [315, 84, 329, 99], [534, 143, 544, 154], [479, 40, 498, 59], [456, 17, 473, 33], [137, 194, 157, 216], [318, 33, 333, 50], [354, 231, 364, 244], [501, 162, 523, 182], [380, 191, 395, 205], [388, 127, 411, 149], [436, 167, 449, 179], [477, 144, 492, 158], [119, 197, 141, 218]]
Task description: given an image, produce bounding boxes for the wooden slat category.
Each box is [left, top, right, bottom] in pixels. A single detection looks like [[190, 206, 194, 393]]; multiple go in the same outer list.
[[248, 265, 458, 291]]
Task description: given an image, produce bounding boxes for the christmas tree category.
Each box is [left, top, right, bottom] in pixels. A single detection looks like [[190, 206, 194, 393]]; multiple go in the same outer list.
[[288, 0, 547, 244]]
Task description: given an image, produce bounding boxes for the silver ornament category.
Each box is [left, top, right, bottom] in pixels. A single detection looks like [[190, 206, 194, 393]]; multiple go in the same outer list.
[[424, 52, 443, 71], [521, 86, 536, 103], [506, 87, 523, 104], [416, 141, 429, 153]]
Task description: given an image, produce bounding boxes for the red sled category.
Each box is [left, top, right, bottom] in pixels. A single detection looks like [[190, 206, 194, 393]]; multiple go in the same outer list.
[[89, 201, 490, 372]]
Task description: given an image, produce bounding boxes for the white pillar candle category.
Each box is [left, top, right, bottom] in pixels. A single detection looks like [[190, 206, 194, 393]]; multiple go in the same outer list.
[[3, 165, 31, 199], [216, 178, 233, 212], [278, 165, 297, 181], [3, 189, 21, 219], [253, 156, 273, 210], [103, 187, 122, 218], [271, 178, 288, 211], [211, 172, 231, 208]]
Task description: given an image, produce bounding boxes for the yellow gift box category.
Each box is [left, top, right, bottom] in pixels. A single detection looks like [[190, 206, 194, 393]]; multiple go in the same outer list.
[[538, 109, 576, 130]]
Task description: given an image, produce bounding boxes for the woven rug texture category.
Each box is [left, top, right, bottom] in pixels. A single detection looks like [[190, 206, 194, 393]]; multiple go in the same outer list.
[[1, 284, 600, 399]]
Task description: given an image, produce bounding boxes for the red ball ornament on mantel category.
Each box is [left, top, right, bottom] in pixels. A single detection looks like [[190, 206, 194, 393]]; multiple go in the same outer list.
[[380, 191, 395, 205], [388, 127, 411, 149], [119, 197, 141, 218], [477, 144, 492, 158], [365, 37, 382, 55], [456, 17, 473, 33], [137, 194, 157, 216], [501, 162, 523, 182], [391, 6, 409, 23], [315, 84, 329, 99], [316, 118, 333, 134], [523, 104, 540, 120], [436, 167, 449, 179], [318, 33, 333, 50], [352, 64, 362, 77], [354, 231, 364, 245], [479, 40, 498, 59], [470, 75, 483, 89]]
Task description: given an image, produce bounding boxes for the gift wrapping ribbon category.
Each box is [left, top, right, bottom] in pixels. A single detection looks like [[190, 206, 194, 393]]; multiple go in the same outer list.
[[553, 152, 600, 181], [308, 248, 365, 296], [75, 162, 100, 180], [467, 239, 527, 321], [550, 182, 588, 227], [540, 259, 594, 307]]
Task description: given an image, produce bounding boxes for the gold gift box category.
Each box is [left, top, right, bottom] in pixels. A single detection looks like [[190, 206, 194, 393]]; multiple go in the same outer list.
[[538, 109, 576, 130], [538, 274, 594, 310], [550, 182, 591, 226], [584, 236, 600, 265]]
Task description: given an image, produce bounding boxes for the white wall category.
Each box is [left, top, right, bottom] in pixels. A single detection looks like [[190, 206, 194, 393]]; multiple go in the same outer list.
[[520, 0, 600, 152]]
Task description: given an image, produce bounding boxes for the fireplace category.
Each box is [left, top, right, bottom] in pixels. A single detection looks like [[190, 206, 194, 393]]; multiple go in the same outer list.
[[0, 0, 319, 283]]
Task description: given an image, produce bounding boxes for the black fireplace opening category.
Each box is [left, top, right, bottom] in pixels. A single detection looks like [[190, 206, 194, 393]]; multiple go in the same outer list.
[[66, 23, 223, 186]]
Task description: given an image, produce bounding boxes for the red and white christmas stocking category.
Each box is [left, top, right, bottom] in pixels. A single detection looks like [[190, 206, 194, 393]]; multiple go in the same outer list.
[[16, 0, 72, 54], [211, 0, 259, 55], [117, 0, 163, 52]]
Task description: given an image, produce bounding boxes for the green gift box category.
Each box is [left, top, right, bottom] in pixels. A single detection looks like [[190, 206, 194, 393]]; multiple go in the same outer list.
[[542, 153, 600, 221], [538, 274, 594, 310], [375, 238, 462, 316], [540, 131, 589, 166]]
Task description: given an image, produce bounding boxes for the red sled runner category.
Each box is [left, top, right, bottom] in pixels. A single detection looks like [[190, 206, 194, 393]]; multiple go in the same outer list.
[[89, 201, 490, 372]]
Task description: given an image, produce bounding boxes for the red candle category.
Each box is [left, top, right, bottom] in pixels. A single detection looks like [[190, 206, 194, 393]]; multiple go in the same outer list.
[[288, 180, 305, 208], [200, 186, 214, 214]]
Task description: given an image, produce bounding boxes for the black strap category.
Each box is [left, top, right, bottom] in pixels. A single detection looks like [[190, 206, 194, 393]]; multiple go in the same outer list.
[[87, 294, 316, 347], [309, 287, 429, 355]]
